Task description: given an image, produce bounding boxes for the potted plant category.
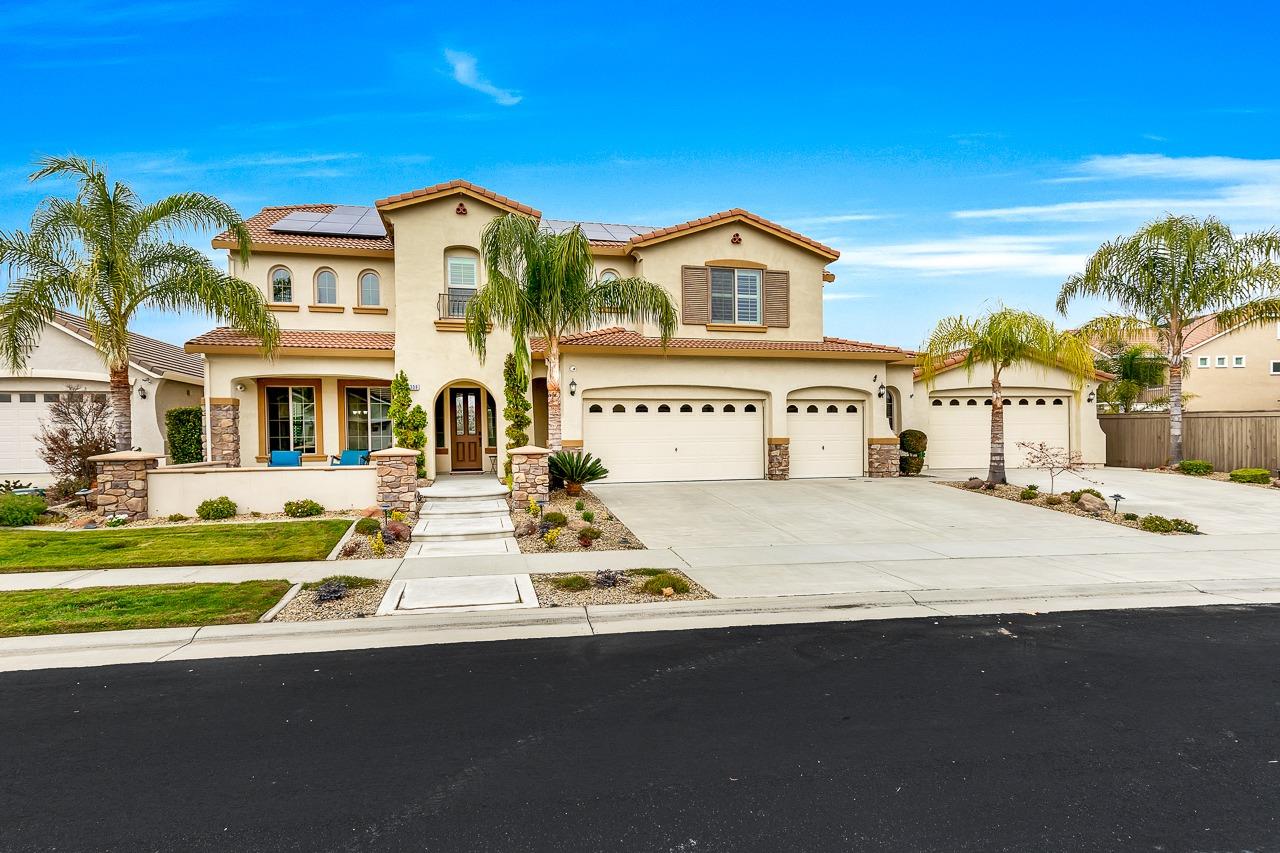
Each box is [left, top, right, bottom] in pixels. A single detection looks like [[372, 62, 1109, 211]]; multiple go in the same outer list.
[[548, 451, 608, 497]]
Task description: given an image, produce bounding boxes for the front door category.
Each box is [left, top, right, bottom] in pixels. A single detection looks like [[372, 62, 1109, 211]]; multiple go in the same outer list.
[[449, 388, 482, 470]]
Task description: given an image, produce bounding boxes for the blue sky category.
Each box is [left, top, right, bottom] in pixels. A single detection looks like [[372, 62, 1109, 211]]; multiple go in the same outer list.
[[2, 0, 1278, 349]]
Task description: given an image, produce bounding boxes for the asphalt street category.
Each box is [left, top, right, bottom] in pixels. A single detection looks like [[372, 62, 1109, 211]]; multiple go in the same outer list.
[[3, 605, 1279, 852]]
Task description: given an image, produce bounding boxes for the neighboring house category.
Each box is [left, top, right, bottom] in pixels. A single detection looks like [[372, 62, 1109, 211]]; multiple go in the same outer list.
[[188, 180, 1108, 481], [1, 311, 204, 483]]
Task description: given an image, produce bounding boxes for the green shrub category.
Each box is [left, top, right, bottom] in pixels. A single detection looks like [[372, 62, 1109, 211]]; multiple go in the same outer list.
[[164, 406, 204, 464], [354, 517, 381, 536], [105, 517, 128, 527], [0, 479, 34, 493], [578, 526, 602, 541], [1170, 518, 1200, 534], [574, 499, 585, 511], [1043, 495, 1063, 506], [640, 572, 691, 595], [196, 496, 237, 521], [1139, 514, 1175, 533], [1177, 459, 1213, 475], [303, 575, 380, 591], [549, 451, 609, 486], [1123, 512, 1139, 521], [0, 493, 47, 527], [1229, 467, 1272, 484], [1019, 486, 1039, 501], [552, 574, 591, 591], [543, 511, 568, 527], [1068, 488, 1105, 503], [166, 513, 188, 522], [284, 498, 324, 518], [581, 510, 595, 522], [390, 509, 407, 522], [627, 568, 667, 577], [369, 531, 386, 556], [900, 455, 925, 475], [899, 429, 927, 455]]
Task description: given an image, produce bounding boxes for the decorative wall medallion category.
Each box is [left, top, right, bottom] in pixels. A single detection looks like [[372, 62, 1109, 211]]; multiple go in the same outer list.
[[731, 232, 742, 244], [456, 203, 468, 215]]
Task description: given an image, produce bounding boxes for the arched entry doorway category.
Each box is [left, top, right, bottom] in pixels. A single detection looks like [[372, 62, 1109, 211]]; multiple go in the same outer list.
[[433, 380, 498, 473]]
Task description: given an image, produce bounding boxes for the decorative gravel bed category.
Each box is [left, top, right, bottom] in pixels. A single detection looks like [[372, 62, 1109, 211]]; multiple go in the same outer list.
[[531, 569, 712, 607], [513, 489, 644, 553], [272, 578, 391, 622], [1149, 468, 1279, 489], [336, 532, 411, 561], [940, 480, 1196, 534]]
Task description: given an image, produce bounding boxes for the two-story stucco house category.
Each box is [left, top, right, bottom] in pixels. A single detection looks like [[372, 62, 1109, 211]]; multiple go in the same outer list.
[[187, 179, 1106, 482]]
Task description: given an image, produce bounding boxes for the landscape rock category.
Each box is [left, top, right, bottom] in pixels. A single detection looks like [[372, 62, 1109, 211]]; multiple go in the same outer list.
[[964, 478, 984, 490], [1076, 493, 1108, 513]]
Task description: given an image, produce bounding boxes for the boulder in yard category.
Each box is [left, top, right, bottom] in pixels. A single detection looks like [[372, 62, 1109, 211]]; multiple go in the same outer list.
[[964, 478, 984, 490], [1077, 492, 1108, 513]]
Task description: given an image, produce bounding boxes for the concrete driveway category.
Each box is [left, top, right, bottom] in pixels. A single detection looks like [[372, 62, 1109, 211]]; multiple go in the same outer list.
[[594, 470, 1280, 598]]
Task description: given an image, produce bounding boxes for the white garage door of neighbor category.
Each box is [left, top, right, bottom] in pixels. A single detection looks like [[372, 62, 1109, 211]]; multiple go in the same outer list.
[[0, 392, 52, 474], [927, 395, 1071, 468], [787, 401, 864, 478], [584, 399, 765, 483]]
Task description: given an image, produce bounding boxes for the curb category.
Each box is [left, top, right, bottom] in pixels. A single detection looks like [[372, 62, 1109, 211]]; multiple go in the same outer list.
[[259, 582, 303, 622]]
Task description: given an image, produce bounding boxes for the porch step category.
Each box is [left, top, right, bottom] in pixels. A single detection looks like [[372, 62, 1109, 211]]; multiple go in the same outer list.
[[418, 478, 509, 502], [411, 514, 515, 543], [420, 499, 509, 517], [404, 538, 521, 557]]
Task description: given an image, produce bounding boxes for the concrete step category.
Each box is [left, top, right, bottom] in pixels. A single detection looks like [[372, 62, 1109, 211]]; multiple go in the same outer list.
[[420, 499, 509, 517], [405, 539, 521, 558], [418, 479, 510, 502], [411, 515, 515, 542]]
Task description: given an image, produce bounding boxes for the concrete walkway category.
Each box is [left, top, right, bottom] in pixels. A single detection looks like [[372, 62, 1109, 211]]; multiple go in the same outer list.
[[408, 475, 518, 557]]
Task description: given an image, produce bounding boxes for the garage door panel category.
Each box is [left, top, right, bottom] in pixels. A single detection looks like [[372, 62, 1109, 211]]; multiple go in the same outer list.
[[585, 399, 764, 483], [0, 395, 52, 474], [788, 401, 864, 478], [927, 395, 1069, 469]]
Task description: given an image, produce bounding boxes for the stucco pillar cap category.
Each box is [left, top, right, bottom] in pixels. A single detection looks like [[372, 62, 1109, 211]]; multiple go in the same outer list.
[[369, 447, 423, 458], [88, 451, 164, 462], [508, 445, 550, 456]]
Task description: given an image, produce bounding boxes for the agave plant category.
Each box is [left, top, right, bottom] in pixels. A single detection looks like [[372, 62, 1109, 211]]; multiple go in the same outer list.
[[549, 451, 609, 495]]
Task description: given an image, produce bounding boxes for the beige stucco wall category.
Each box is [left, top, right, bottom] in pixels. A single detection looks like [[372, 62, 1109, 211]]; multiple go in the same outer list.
[[148, 465, 376, 516], [910, 361, 1107, 465], [1183, 323, 1280, 411], [229, 250, 395, 332]]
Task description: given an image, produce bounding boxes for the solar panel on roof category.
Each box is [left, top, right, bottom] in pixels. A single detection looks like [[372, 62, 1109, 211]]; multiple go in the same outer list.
[[269, 206, 387, 238]]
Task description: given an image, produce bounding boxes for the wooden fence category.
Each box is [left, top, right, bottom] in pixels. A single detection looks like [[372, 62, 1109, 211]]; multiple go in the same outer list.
[[1098, 411, 1280, 471]]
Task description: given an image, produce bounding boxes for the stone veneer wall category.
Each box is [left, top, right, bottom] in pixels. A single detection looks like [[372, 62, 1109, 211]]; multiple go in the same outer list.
[[371, 448, 420, 514], [90, 452, 162, 519], [509, 445, 550, 508], [766, 439, 790, 480], [206, 399, 241, 466], [867, 438, 901, 478]]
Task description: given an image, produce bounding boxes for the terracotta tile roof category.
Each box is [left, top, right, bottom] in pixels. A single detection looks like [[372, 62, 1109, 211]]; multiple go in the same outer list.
[[1081, 313, 1227, 355], [913, 349, 1115, 381], [530, 327, 909, 356], [628, 209, 840, 261], [185, 328, 395, 353], [375, 179, 540, 217], [213, 205, 395, 253], [51, 311, 204, 380]]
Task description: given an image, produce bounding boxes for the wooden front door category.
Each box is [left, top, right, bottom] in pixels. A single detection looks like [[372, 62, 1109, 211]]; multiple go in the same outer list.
[[449, 388, 482, 470]]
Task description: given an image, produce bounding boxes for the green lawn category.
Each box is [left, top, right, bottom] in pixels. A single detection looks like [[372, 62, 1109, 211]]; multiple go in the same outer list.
[[0, 520, 352, 573], [0, 581, 292, 637]]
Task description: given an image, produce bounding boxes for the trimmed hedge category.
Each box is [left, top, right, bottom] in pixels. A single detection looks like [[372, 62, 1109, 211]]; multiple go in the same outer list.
[[1177, 460, 1213, 476], [1229, 467, 1272, 484], [354, 517, 381, 536], [0, 493, 47, 527], [284, 499, 324, 518], [164, 406, 204, 465], [196, 496, 237, 521]]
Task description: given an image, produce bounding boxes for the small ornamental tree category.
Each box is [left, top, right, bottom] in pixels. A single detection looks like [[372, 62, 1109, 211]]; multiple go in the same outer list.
[[388, 370, 427, 477], [502, 353, 532, 477], [1016, 442, 1090, 495], [37, 385, 114, 485], [164, 406, 204, 464]]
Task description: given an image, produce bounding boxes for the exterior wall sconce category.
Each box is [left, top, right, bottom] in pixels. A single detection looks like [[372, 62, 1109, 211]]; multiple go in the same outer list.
[[137, 387, 147, 399], [1087, 390, 1096, 403], [568, 379, 577, 397], [235, 383, 246, 392], [877, 384, 886, 398]]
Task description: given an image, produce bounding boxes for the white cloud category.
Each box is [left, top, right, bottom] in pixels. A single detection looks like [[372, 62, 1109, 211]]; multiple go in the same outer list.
[[788, 213, 885, 226], [836, 235, 1087, 277], [444, 49, 521, 106]]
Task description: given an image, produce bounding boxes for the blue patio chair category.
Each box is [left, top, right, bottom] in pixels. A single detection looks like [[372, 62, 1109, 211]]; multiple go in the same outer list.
[[268, 450, 302, 467], [330, 450, 370, 466]]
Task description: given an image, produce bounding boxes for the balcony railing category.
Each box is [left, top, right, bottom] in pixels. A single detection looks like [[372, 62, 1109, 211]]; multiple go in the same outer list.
[[439, 289, 475, 320]]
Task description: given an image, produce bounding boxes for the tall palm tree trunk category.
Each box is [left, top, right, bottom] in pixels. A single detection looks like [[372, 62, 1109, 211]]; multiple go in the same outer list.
[[545, 342, 563, 452], [108, 363, 132, 451], [987, 374, 1006, 486], [1168, 359, 1185, 464]]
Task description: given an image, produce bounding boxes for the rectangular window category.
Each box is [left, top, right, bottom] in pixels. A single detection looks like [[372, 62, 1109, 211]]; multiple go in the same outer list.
[[1215, 356, 1228, 367], [19, 393, 35, 403], [43, 393, 59, 402], [1272, 360, 1280, 375], [344, 386, 393, 452], [265, 386, 316, 454], [709, 267, 763, 324], [1233, 355, 1246, 367], [1197, 356, 1210, 368], [735, 269, 761, 324], [0, 393, 10, 402], [446, 256, 478, 317], [710, 268, 736, 323]]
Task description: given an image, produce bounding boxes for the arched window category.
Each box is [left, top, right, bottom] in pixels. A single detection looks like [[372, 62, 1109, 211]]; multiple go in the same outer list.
[[723, 404, 736, 412], [359, 271, 381, 306], [635, 404, 649, 413], [658, 404, 671, 413], [984, 399, 993, 406], [1035, 398, 1046, 405], [1052, 398, 1064, 405], [966, 399, 978, 406], [806, 404, 819, 413], [270, 266, 293, 303], [701, 404, 715, 412], [787, 404, 799, 413], [1018, 398, 1029, 405], [826, 404, 838, 413], [599, 269, 620, 283], [445, 249, 479, 318], [744, 404, 757, 413], [588, 404, 603, 413], [949, 399, 960, 406], [611, 404, 626, 413], [846, 404, 858, 413], [314, 268, 337, 305], [932, 399, 943, 406], [679, 404, 693, 413]]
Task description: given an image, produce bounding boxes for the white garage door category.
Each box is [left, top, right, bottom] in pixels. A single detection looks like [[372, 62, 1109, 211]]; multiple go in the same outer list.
[[927, 394, 1070, 468], [0, 391, 52, 475], [787, 400, 864, 478], [584, 398, 765, 483]]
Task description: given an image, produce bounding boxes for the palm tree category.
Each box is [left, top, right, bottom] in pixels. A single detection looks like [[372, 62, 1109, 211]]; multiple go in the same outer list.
[[466, 214, 677, 450], [0, 156, 279, 451], [1093, 341, 1168, 413], [1058, 215, 1280, 463], [918, 306, 1096, 486]]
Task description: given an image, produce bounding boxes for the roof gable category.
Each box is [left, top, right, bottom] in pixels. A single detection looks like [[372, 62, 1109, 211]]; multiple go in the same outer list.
[[50, 311, 204, 381], [627, 209, 840, 261], [375, 179, 540, 217]]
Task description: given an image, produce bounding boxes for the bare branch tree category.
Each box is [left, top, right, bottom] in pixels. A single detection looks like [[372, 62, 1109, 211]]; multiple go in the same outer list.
[[1016, 442, 1098, 495], [37, 384, 114, 486]]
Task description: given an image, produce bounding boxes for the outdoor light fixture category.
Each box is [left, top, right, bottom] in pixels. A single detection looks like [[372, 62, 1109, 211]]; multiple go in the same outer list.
[[568, 379, 577, 397], [1087, 390, 1096, 403], [236, 383, 246, 392], [1110, 494, 1125, 513], [137, 387, 147, 399], [877, 384, 886, 398], [380, 503, 391, 524]]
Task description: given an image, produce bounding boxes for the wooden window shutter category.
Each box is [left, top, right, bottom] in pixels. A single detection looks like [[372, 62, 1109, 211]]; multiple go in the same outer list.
[[681, 266, 710, 324], [764, 270, 790, 327]]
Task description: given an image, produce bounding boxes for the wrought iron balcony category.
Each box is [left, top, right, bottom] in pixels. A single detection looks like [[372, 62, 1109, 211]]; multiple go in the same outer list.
[[438, 289, 474, 320]]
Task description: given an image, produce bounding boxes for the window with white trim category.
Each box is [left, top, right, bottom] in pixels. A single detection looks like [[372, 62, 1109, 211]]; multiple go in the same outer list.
[[265, 385, 316, 453], [315, 269, 338, 305], [1215, 356, 1228, 367], [270, 266, 293, 303], [710, 267, 761, 324], [1197, 356, 1210, 368], [445, 252, 479, 318], [344, 385, 392, 452], [1271, 360, 1280, 375], [1233, 355, 1246, 367], [359, 271, 381, 306]]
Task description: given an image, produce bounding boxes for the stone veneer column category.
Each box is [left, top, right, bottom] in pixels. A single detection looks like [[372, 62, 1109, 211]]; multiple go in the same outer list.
[[370, 448, 421, 514], [205, 398, 241, 466], [89, 451, 162, 519], [508, 445, 550, 509], [866, 437, 901, 478], [766, 438, 790, 480]]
